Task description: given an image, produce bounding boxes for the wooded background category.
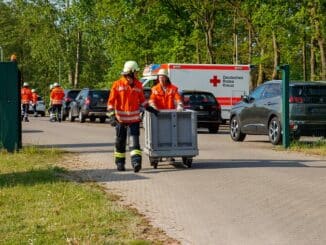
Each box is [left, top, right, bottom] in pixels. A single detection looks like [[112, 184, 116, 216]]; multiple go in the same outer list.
[[0, 0, 325, 98]]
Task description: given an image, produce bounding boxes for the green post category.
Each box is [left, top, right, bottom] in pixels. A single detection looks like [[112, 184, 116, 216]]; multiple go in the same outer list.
[[277, 64, 290, 148], [0, 62, 21, 152]]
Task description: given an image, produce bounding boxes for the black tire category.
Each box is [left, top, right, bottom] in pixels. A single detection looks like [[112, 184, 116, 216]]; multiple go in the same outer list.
[[268, 117, 282, 145], [40, 112, 45, 117], [290, 133, 301, 141], [79, 111, 86, 123], [149, 157, 158, 169], [230, 116, 246, 142], [182, 157, 192, 168], [90, 116, 96, 122], [208, 124, 219, 134], [99, 117, 106, 123], [68, 110, 75, 122]]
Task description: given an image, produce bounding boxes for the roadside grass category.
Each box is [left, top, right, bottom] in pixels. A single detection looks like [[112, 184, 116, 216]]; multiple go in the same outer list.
[[0, 147, 173, 244], [277, 138, 326, 156]]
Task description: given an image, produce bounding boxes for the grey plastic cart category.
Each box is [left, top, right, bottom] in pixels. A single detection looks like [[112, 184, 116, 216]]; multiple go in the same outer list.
[[143, 110, 198, 168]]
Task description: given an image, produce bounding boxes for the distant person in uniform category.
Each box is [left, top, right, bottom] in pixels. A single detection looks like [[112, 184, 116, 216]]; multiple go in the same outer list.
[[21, 82, 32, 122]]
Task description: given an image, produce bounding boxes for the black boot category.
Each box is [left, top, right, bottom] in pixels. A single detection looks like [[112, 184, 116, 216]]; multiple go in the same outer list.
[[131, 155, 142, 173], [115, 158, 125, 171]]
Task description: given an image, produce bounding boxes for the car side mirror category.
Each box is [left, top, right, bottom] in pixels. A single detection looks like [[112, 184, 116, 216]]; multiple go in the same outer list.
[[242, 95, 249, 103], [242, 95, 255, 103]]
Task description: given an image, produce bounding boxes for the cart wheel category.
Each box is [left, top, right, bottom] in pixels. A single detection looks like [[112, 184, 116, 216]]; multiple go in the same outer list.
[[149, 157, 159, 169], [182, 157, 193, 168]]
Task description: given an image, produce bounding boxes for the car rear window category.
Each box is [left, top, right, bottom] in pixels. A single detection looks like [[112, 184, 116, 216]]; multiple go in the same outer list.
[[183, 93, 217, 105], [290, 85, 326, 103], [90, 90, 109, 100], [67, 90, 80, 99]]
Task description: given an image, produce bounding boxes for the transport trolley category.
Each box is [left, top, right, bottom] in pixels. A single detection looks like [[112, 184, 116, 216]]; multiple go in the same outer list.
[[143, 110, 198, 168]]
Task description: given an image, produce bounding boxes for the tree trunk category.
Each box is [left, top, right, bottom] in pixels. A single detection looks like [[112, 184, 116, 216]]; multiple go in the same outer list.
[[317, 38, 326, 80], [248, 26, 252, 64], [74, 30, 82, 88], [302, 38, 307, 81], [257, 47, 264, 85], [233, 12, 237, 64], [310, 37, 316, 81], [272, 31, 279, 79]]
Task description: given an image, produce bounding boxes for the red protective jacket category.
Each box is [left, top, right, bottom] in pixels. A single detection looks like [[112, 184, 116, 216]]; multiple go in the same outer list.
[[50, 87, 65, 105], [149, 83, 182, 110], [108, 76, 147, 123], [32, 92, 38, 104], [21, 87, 32, 104]]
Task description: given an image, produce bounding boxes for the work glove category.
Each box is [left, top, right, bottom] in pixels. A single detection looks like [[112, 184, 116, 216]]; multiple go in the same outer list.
[[176, 103, 184, 112], [106, 109, 117, 126], [145, 105, 159, 117]]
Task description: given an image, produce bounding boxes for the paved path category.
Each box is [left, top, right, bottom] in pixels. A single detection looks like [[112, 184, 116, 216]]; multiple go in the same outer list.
[[23, 117, 326, 245]]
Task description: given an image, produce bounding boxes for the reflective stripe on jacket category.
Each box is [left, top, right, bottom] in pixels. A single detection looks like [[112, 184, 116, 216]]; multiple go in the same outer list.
[[21, 87, 32, 104], [108, 76, 146, 123], [50, 87, 65, 105], [149, 83, 182, 110]]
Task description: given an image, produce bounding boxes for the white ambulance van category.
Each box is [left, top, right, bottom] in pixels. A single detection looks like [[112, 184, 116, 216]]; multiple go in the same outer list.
[[141, 63, 251, 122]]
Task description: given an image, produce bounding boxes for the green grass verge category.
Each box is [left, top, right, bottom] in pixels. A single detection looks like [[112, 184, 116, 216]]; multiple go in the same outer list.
[[277, 138, 326, 156], [0, 147, 168, 244], [288, 138, 326, 156]]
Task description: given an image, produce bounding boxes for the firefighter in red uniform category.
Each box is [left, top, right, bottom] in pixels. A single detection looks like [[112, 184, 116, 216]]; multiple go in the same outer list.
[[21, 82, 33, 122], [50, 83, 65, 122], [107, 61, 158, 172], [149, 68, 183, 111], [31, 89, 38, 117]]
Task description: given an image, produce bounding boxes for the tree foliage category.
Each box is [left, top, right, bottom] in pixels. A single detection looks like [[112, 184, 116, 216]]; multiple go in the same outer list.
[[0, 0, 325, 97]]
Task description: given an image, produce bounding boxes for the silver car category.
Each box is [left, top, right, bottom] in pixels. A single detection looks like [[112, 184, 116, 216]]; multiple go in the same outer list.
[[28, 96, 46, 117]]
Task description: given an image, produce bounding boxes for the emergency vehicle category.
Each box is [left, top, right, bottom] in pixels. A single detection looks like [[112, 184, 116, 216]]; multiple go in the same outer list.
[[141, 63, 251, 122]]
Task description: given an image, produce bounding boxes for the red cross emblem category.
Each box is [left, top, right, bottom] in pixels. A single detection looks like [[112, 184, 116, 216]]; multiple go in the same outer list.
[[210, 75, 221, 87]]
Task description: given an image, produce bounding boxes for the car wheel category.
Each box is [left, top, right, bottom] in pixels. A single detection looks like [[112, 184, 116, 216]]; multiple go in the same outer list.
[[230, 116, 246, 141], [268, 117, 282, 145], [182, 157, 192, 168], [79, 111, 86, 123], [68, 110, 75, 122], [290, 133, 301, 141], [90, 116, 96, 122], [99, 117, 106, 123], [40, 112, 45, 117], [208, 124, 219, 134]]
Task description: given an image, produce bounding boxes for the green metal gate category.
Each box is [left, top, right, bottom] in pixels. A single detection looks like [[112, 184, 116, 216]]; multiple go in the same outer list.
[[0, 62, 21, 152]]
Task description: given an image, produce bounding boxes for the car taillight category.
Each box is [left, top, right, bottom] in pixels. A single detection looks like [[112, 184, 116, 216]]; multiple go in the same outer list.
[[65, 97, 72, 102], [289, 96, 303, 103], [85, 97, 91, 105]]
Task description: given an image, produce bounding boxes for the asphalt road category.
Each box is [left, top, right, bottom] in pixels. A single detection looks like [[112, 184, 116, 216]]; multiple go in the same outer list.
[[23, 117, 326, 245]]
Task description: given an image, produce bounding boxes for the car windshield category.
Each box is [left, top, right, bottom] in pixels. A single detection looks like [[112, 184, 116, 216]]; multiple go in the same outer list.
[[183, 93, 216, 105]]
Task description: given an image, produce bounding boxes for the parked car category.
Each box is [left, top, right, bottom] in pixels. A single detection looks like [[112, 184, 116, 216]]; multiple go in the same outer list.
[[28, 96, 46, 116], [62, 89, 81, 121], [181, 90, 222, 133], [68, 88, 109, 123], [230, 80, 326, 145]]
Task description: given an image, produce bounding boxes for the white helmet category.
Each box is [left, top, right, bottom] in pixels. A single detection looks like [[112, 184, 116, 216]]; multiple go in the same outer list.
[[49, 84, 53, 90], [53, 82, 60, 87], [157, 68, 168, 77], [23, 82, 29, 87], [31, 89, 36, 93], [122, 60, 140, 74]]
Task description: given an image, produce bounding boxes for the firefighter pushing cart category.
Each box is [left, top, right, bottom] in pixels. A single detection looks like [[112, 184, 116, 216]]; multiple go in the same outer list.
[[143, 110, 198, 168]]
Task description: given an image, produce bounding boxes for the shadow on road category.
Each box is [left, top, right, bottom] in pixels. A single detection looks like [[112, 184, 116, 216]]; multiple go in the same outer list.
[[22, 129, 44, 133], [69, 168, 148, 183], [192, 159, 325, 169]]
